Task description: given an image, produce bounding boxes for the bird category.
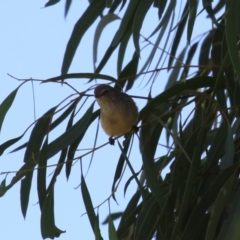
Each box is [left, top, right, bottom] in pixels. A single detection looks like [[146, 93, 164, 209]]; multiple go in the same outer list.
[[94, 84, 138, 145]]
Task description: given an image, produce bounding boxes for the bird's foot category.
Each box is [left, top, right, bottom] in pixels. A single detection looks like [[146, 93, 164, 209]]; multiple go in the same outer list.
[[132, 125, 139, 133], [109, 137, 115, 145]]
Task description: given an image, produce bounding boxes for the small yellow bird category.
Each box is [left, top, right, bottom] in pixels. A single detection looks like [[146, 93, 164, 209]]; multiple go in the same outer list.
[[94, 84, 138, 144]]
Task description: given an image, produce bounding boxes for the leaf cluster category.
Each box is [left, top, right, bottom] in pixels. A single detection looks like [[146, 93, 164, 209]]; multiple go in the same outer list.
[[1, 0, 240, 239]]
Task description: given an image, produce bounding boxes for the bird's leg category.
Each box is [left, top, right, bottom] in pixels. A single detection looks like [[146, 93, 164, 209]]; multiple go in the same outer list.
[[109, 137, 115, 145], [132, 125, 139, 133]]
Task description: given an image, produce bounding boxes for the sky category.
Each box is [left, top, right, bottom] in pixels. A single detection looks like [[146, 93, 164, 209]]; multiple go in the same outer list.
[[0, 1, 214, 240], [0, 1, 165, 239]]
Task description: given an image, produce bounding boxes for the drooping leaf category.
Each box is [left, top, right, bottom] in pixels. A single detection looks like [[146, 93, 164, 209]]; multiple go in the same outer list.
[[187, 0, 198, 43], [37, 138, 48, 210], [46, 103, 94, 160], [0, 134, 24, 156], [132, 0, 154, 53], [64, 0, 72, 18], [102, 212, 123, 224], [44, 72, 117, 83], [44, 0, 60, 8], [65, 109, 100, 179], [0, 179, 7, 197], [93, 13, 120, 70], [108, 214, 118, 240], [21, 106, 57, 218], [111, 135, 131, 202], [61, 0, 106, 75], [41, 185, 65, 239], [117, 51, 139, 91], [81, 174, 103, 239], [0, 87, 19, 133], [134, 196, 160, 240], [205, 174, 236, 240], [168, 2, 188, 68], [225, 0, 240, 83]]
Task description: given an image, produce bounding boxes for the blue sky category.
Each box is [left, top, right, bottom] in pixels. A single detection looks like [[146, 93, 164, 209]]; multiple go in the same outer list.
[[0, 1, 214, 239], [0, 1, 163, 239]]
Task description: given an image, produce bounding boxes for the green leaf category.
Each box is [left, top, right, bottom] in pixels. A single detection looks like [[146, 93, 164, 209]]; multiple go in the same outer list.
[[187, 0, 198, 43], [217, 186, 240, 240], [46, 103, 94, 160], [41, 186, 55, 239], [181, 163, 239, 238], [180, 42, 198, 79], [24, 106, 57, 163], [81, 177, 95, 222], [111, 0, 139, 47], [171, 124, 208, 239], [37, 138, 48, 210], [139, 76, 219, 119], [65, 109, 100, 180], [117, 27, 131, 75], [123, 169, 141, 197], [117, 190, 142, 238], [81, 174, 103, 239], [134, 196, 160, 240], [44, 0, 60, 7], [0, 134, 24, 156], [94, 0, 140, 76], [0, 87, 18, 133], [44, 72, 117, 83], [21, 106, 57, 218], [64, 0, 72, 18], [117, 51, 139, 91], [111, 135, 131, 202], [61, 0, 106, 74], [205, 174, 236, 240], [220, 125, 234, 169], [102, 212, 123, 224], [225, 0, 240, 83], [132, 0, 153, 53], [41, 186, 65, 239], [0, 179, 7, 197], [21, 172, 33, 219], [117, 141, 145, 199], [168, 2, 188, 68], [9, 100, 79, 155], [108, 214, 118, 240], [94, 213, 103, 240], [140, 137, 166, 208], [93, 13, 120, 70]]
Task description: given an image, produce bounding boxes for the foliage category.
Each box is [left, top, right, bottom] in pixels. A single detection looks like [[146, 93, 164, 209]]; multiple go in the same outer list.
[[1, 0, 240, 239]]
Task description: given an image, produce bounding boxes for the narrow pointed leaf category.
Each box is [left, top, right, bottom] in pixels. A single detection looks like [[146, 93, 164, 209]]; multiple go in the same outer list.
[[21, 106, 57, 218], [46, 103, 94, 160], [61, 0, 105, 74], [65, 109, 100, 179], [37, 138, 48, 210], [81, 174, 103, 239], [0, 179, 7, 197], [111, 135, 131, 202], [187, 0, 198, 43], [0, 87, 19, 133], [135, 196, 159, 240], [0, 134, 24, 156], [132, 0, 153, 53], [64, 0, 72, 18], [108, 214, 118, 240], [44, 73, 117, 83], [41, 186, 55, 239], [93, 13, 120, 69], [225, 0, 240, 83], [44, 0, 60, 7]]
